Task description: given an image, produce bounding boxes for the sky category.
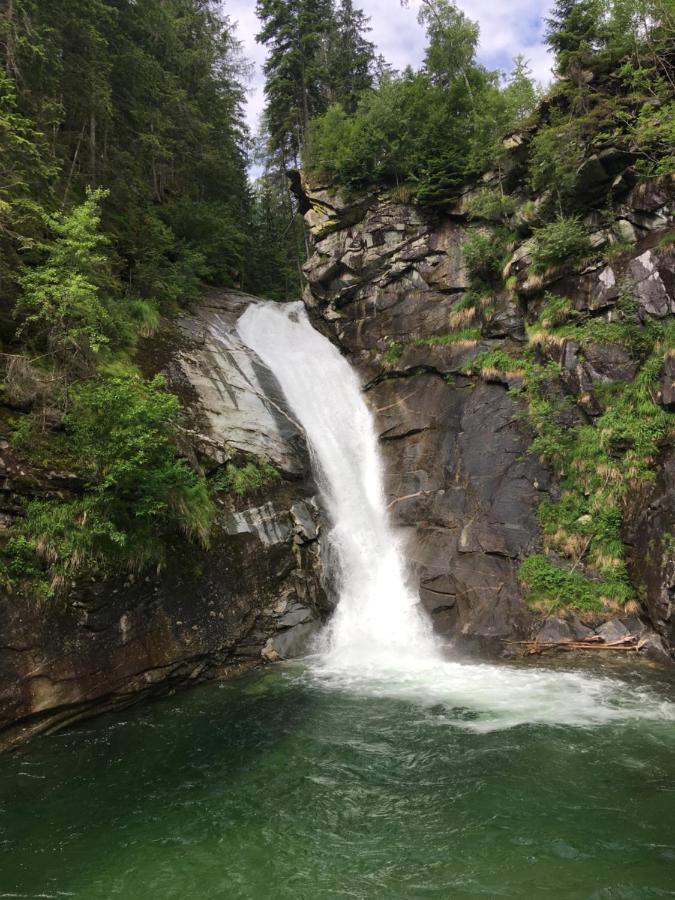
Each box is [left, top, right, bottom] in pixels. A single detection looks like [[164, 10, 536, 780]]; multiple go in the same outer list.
[[225, 0, 556, 138]]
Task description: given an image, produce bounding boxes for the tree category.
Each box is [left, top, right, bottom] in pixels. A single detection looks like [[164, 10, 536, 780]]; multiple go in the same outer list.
[[324, 0, 376, 112], [256, 0, 375, 161], [256, 0, 336, 162], [502, 56, 540, 124], [15, 188, 116, 373], [417, 0, 480, 92], [247, 173, 307, 300], [545, 0, 605, 73]]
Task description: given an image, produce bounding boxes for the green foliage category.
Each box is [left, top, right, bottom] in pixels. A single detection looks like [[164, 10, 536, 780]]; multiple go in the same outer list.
[[530, 217, 590, 273], [1, 0, 253, 321], [247, 173, 307, 301], [15, 188, 117, 365], [465, 188, 518, 222], [5, 375, 215, 597], [0, 1, 282, 601], [383, 340, 404, 364], [501, 55, 541, 125], [306, 2, 537, 202], [463, 227, 514, 285], [214, 461, 281, 497], [527, 116, 584, 209], [518, 554, 627, 613], [256, 0, 375, 161], [539, 293, 575, 329], [465, 306, 674, 615], [418, 0, 479, 89], [545, 0, 604, 75], [632, 101, 675, 178]]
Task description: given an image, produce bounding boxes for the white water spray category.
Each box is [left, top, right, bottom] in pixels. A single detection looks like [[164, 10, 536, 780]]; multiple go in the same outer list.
[[237, 302, 674, 731]]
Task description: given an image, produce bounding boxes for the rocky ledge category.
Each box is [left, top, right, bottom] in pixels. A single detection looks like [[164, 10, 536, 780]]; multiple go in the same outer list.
[[0, 291, 329, 751]]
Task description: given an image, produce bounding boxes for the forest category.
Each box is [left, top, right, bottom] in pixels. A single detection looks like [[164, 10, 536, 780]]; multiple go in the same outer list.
[[0, 0, 673, 599]]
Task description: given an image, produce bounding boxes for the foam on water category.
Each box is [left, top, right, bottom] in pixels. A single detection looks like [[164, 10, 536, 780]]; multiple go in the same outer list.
[[237, 302, 674, 731]]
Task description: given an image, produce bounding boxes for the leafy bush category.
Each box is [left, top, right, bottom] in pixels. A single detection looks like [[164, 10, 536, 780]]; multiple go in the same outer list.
[[6, 375, 214, 596], [465, 188, 517, 222], [16, 188, 117, 366], [530, 217, 590, 273], [462, 227, 513, 285], [632, 101, 675, 178]]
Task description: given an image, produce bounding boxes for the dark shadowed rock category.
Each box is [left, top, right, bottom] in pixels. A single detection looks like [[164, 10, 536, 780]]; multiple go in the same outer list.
[[265, 622, 320, 660], [625, 448, 675, 649], [535, 618, 576, 642], [596, 619, 630, 643], [661, 352, 675, 409]]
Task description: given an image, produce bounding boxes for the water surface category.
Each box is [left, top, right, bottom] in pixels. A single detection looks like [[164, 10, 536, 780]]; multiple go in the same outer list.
[[2, 661, 674, 899]]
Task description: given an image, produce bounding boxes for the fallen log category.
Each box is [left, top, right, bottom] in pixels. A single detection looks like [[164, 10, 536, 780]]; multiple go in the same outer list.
[[505, 635, 644, 655]]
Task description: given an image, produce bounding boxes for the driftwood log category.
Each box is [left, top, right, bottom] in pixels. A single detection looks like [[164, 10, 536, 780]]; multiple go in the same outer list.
[[506, 635, 645, 656]]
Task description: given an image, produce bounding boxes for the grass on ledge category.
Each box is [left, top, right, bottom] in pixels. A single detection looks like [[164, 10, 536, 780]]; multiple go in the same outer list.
[[518, 554, 630, 614], [416, 328, 482, 347]]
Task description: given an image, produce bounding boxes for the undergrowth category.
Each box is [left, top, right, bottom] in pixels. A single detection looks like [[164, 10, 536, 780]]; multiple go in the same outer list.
[[464, 309, 674, 614]]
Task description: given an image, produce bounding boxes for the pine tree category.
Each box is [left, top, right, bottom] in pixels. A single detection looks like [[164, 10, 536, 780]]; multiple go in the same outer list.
[[256, 0, 336, 163], [256, 0, 374, 161], [324, 0, 375, 113], [545, 0, 605, 73]]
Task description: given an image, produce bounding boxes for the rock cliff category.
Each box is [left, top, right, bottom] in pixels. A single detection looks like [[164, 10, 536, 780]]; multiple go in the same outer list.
[[293, 169, 674, 657], [0, 291, 328, 750]]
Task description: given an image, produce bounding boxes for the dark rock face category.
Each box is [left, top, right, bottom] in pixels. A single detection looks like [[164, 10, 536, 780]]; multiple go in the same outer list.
[[626, 448, 675, 648], [295, 170, 674, 656], [0, 291, 328, 750], [293, 174, 550, 646], [373, 375, 549, 640]]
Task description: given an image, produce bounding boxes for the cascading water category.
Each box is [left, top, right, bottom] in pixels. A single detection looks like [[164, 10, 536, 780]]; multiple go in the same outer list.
[[237, 302, 674, 731], [238, 301, 436, 669]]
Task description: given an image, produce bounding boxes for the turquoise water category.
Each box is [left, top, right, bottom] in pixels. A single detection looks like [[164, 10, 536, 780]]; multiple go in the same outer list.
[[1, 661, 674, 899]]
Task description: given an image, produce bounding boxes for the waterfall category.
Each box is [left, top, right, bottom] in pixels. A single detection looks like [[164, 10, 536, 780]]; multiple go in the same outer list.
[[237, 301, 674, 730], [237, 301, 437, 669]]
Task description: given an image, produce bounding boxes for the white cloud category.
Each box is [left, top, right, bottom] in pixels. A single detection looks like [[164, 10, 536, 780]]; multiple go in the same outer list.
[[224, 0, 555, 136]]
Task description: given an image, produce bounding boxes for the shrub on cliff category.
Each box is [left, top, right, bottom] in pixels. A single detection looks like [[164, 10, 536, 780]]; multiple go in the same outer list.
[[530, 217, 590, 273], [6, 375, 214, 597]]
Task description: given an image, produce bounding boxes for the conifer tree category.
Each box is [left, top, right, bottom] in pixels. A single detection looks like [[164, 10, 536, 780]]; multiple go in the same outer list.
[[256, 0, 336, 162], [325, 0, 376, 113], [545, 0, 605, 73], [256, 0, 375, 161]]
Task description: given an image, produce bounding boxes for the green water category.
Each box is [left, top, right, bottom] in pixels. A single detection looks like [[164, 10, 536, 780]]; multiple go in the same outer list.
[[1, 662, 674, 899]]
